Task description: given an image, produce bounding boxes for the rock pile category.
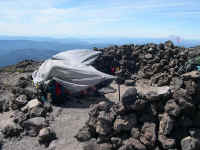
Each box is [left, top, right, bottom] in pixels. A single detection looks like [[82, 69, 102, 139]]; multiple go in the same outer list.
[[0, 60, 56, 148], [0, 42, 200, 150], [76, 72, 200, 150], [93, 41, 199, 86], [76, 41, 200, 150]]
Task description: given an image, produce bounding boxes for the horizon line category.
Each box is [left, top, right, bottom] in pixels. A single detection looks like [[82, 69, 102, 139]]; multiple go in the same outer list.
[[0, 34, 199, 41]]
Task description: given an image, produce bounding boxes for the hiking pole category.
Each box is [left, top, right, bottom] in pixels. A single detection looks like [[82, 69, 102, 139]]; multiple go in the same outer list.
[[118, 81, 120, 102], [115, 66, 121, 102]]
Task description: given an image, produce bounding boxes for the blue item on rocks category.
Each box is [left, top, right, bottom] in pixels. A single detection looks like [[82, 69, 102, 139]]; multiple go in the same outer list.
[[197, 66, 200, 71], [41, 96, 46, 103]]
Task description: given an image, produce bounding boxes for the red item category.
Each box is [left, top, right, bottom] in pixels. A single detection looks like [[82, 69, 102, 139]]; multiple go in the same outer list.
[[111, 67, 115, 73], [55, 82, 62, 96]]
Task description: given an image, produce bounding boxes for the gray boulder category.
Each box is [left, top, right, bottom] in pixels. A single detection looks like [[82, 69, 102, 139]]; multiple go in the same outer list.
[[181, 136, 200, 150], [124, 80, 135, 86], [11, 94, 28, 110], [96, 120, 112, 136], [22, 117, 47, 137], [0, 91, 14, 112], [131, 127, 140, 139], [140, 122, 157, 148], [29, 106, 46, 118], [136, 84, 171, 101], [38, 127, 56, 147], [75, 126, 92, 142], [121, 88, 137, 107], [114, 114, 137, 133], [21, 99, 42, 112], [98, 111, 115, 123], [111, 137, 122, 149], [158, 135, 176, 149]]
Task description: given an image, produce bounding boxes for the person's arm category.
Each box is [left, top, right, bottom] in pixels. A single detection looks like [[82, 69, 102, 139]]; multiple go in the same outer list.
[[47, 92, 53, 103]]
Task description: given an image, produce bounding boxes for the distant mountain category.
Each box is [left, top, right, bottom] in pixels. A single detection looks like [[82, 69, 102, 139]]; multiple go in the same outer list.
[[0, 39, 110, 67], [0, 40, 109, 55], [0, 35, 199, 67], [0, 49, 59, 67]]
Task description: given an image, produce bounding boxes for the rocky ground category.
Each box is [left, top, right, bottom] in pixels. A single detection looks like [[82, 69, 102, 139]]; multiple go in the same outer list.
[[0, 41, 200, 150], [0, 60, 106, 150], [76, 41, 200, 150]]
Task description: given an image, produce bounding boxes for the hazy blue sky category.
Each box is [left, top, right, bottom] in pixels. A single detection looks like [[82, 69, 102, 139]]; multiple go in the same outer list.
[[0, 0, 200, 39]]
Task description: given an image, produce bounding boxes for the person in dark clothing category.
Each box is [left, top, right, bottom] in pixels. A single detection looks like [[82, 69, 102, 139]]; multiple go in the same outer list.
[[38, 80, 67, 105]]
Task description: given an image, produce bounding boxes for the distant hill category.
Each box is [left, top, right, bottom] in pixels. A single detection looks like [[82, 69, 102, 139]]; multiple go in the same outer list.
[[0, 40, 109, 55], [0, 35, 199, 67], [0, 39, 110, 67], [0, 49, 59, 67]]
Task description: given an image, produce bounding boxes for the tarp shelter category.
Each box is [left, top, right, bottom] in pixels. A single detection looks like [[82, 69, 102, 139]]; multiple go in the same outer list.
[[32, 49, 116, 93]]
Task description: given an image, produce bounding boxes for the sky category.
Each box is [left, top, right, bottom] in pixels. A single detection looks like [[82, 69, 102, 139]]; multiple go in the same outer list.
[[0, 0, 200, 39]]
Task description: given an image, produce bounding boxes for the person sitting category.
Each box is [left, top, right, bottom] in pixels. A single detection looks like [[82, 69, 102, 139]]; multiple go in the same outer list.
[[38, 80, 67, 105]]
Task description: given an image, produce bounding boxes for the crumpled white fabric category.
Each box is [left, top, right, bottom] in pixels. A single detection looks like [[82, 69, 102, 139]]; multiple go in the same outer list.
[[32, 49, 116, 93]]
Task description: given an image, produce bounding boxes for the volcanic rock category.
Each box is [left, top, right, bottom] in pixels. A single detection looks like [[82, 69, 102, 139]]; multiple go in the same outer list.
[[129, 99, 146, 112], [0, 91, 14, 112], [111, 137, 122, 149], [38, 127, 56, 146], [113, 114, 137, 133], [22, 99, 42, 112], [123, 138, 146, 150], [158, 135, 176, 149], [121, 87, 137, 107], [96, 120, 112, 136], [170, 77, 183, 90], [99, 143, 113, 150], [75, 125, 92, 142], [131, 127, 140, 139], [124, 80, 135, 86], [136, 84, 171, 101], [140, 122, 157, 148], [15, 76, 29, 88], [182, 71, 200, 80], [181, 136, 200, 150], [83, 140, 112, 150], [48, 140, 57, 150], [22, 117, 48, 137], [165, 40, 174, 49], [159, 113, 174, 136], [2, 118, 23, 138], [11, 110, 28, 124], [189, 129, 200, 139], [184, 79, 198, 95], [29, 106, 46, 118], [164, 99, 181, 117], [11, 94, 28, 110], [82, 139, 99, 150]]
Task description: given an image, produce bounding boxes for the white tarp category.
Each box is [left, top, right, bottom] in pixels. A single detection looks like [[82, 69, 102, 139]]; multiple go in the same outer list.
[[32, 49, 116, 93]]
